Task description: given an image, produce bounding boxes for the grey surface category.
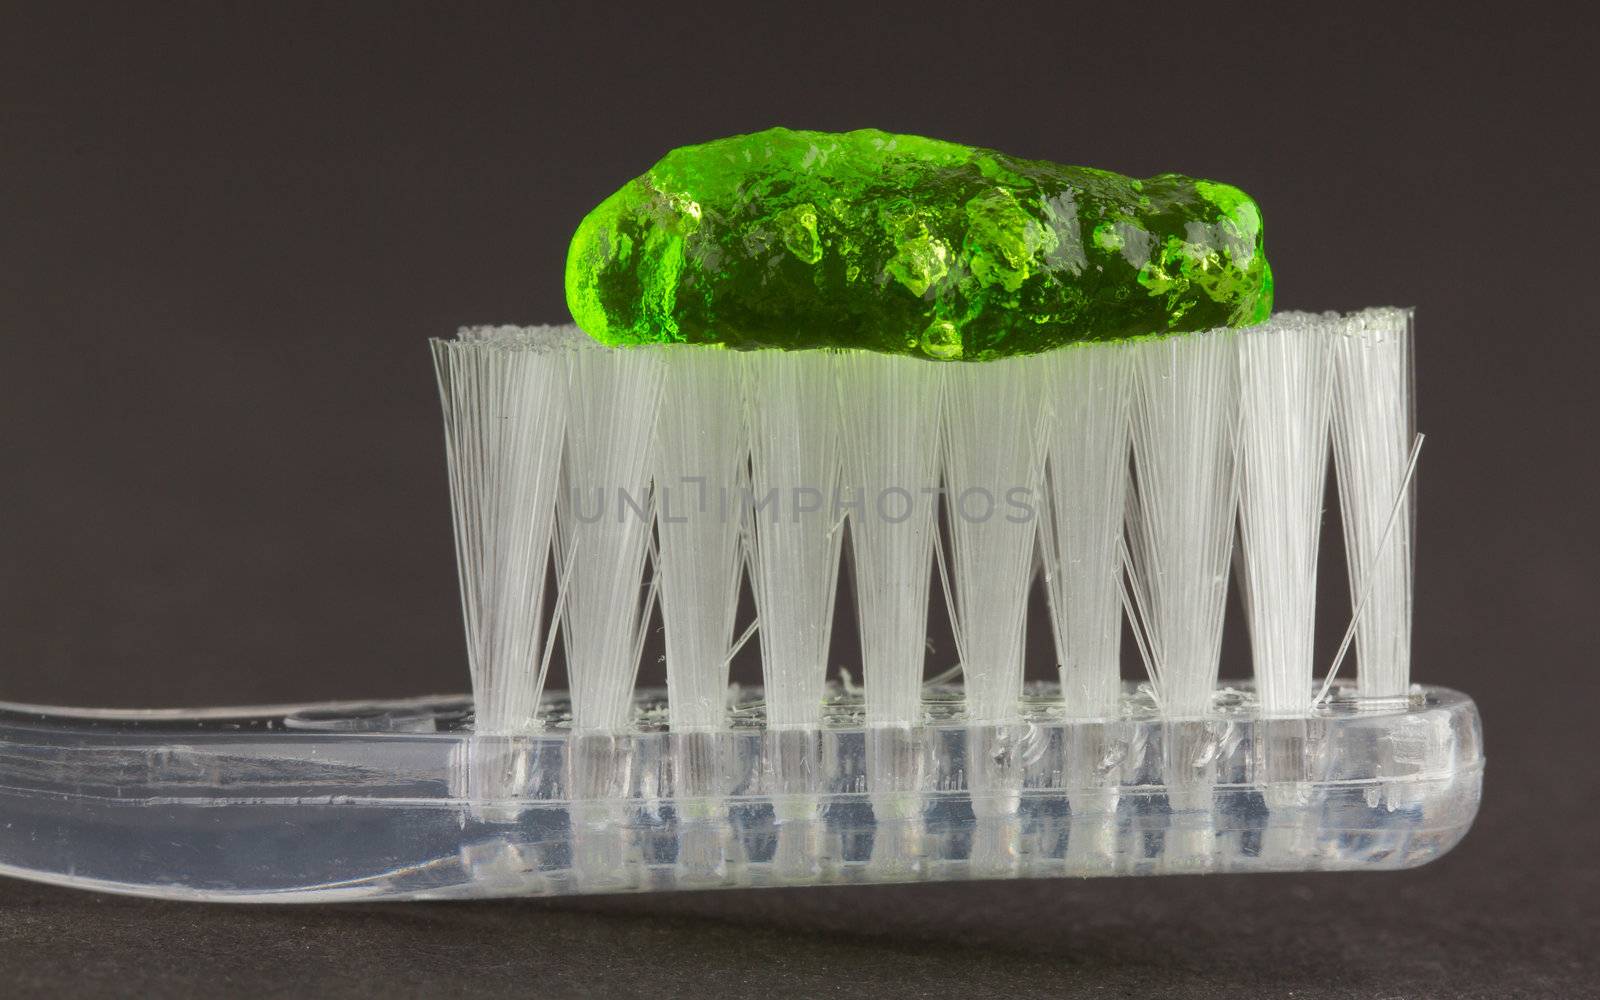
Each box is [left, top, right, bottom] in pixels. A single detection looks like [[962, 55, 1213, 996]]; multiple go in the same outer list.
[[2, 2, 1597, 996]]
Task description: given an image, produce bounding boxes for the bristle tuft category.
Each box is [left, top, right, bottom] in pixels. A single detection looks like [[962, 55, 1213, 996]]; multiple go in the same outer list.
[[1040, 342, 1134, 720], [1237, 316, 1334, 715], [654, 349, 748, 732], [431, 334, 567, 734], [557, 341, 665, 733], [941, 357, 1044, 724], [1125, 330, 1241, 717], [836, 352, 943, 727], [743, 351, 845, 730], [1331, 308, 1416, 698]]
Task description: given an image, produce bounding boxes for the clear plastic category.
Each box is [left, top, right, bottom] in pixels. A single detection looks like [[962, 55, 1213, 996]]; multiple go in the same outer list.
[[0, 682, 1481, 902]]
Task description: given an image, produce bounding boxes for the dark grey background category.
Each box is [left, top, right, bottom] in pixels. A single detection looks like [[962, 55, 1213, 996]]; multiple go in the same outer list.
[[2, 2, 1596, 997]]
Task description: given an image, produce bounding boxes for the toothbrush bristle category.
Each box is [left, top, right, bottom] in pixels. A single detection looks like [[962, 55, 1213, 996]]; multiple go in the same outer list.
[[555, 340, 664, 733], [940, 356, 1045, 725], [1124, 328, 1242, 718], [741, 350, 845, 731], [431, 328, 568, 734], [654, 348, 748, 733], [1331, 308, 1416, 699], [1040, 342, 1135, 720], [834, 352, 945, 728], [1237, 316, 1336, 715], [436, 310, 1417, 732]]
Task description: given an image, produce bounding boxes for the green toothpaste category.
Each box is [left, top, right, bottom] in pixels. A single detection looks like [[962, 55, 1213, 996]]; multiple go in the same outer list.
[[566, 127, 1272, 360]]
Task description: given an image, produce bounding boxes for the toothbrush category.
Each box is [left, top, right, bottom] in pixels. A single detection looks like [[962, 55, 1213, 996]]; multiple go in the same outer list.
[[0, 129, 1478, 901]]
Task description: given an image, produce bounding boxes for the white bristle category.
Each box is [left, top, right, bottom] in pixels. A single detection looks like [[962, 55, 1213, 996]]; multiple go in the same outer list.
[[556, 337, 665, 733], [652, 348, 748, 732], [742, 350, 845, 731], [1237, 316, 1334, 716], [431, 327, 571, 734], [441, 312, 1418, 740], [940, 357, 1044, 725], [1039, 342, 1134, 720], [1124, 329, 1240, 717], [836, 352, 944, 727], [1330, 308, 1416, 699]]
